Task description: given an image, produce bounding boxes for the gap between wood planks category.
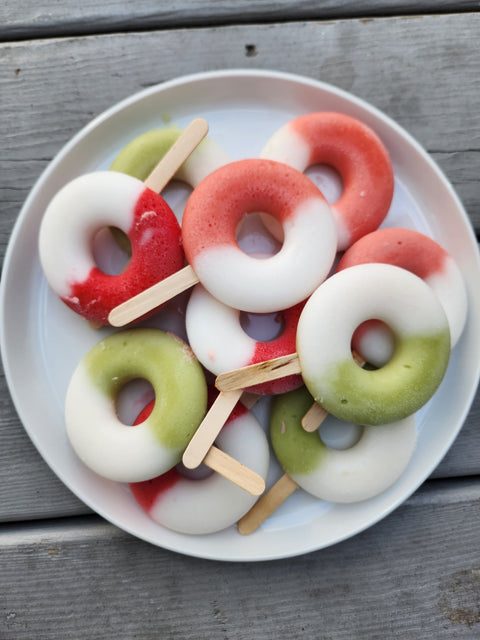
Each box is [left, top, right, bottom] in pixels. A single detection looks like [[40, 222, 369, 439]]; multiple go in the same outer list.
[[0, 3, 477, 44]]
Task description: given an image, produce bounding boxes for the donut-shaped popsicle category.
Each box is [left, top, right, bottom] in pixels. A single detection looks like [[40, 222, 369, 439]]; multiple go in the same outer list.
[[108, 158, 337, 325], [65, 328, 208, 483], [130, 396, 270, 535], [65, 328, 265, 495], [238, 386, 417, 536], [181, 285, 305, 470], [110, 125, 231, 188], [39, 119, 208, 326], [260, 112, 394, 250], [216, 263, 451, 427]]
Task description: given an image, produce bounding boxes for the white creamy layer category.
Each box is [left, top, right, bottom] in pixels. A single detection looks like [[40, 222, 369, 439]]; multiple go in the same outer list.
[[426, 255, 468, 348], [149, 411, 270, 535], [65, 362, 180, 483], [292, 415, 417, 503], [186, 285, 256, 374], [176, 137, 232, 187], [260, 124, 311, 171], [39, 171, 144, 297], [192, 196, 337, 313], [354, 255, 468, 367]]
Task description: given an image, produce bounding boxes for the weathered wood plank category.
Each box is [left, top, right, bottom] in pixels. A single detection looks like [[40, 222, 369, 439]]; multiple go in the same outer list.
[[1, 15, 479, 519], [1, 14, 479, 241], [1, 1, 478, 41], [0, 478, 479, 638], [0, 373, 90, 521]]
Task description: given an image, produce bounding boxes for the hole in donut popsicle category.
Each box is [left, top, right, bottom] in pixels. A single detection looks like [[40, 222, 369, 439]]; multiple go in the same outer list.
[[237, 385, 417, 536], [39, 119, 209, 328], [108, 157, 338, 326]]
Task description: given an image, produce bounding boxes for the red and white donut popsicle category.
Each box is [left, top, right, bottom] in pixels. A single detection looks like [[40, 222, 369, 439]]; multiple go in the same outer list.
[[39, 119, 209, 327], [130, 393, 270, 535], [181, 286, 305, 470], [260, 111, 395, 251], [108, 157, 338, 326]]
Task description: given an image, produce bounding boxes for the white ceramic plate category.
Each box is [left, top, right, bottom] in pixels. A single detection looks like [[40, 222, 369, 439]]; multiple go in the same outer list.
[[2, 70, 480, 562]]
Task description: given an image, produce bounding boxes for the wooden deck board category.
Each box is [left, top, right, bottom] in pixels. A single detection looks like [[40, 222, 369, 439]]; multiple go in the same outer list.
[[1, 1, 478, 40], [0, 478, 479, 638], [1, 14, 479, 238]]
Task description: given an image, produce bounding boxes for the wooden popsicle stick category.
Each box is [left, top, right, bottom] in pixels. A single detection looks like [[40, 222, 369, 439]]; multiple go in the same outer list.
[[182, 389, 243, 469], [237, 473, 298, 535], [352, 350, 366, 367], [108, 264, 198, 326], [301, 350, 366, 432], [143, 118, 209, 192], [88, 319, 104, 330], [240, 392, 261, 409], [203, 446, 265, 496], [301, 402, 328, 432], [215, 352, 301, 393]]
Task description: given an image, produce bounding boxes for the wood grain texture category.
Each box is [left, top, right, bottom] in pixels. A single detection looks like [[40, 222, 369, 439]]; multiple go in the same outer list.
[[1, 13, 479, 239], [0, 478, 479, 639], [1, 1, 478, 40], [1, 13, 479, 520]]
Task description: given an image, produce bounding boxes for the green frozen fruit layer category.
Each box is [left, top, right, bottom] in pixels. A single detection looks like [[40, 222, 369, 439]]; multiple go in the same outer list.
[[304, 331, 450, 426], [83, 328, 207, 448], [110, 127, 186, 180], [270, 386, 327, 476]]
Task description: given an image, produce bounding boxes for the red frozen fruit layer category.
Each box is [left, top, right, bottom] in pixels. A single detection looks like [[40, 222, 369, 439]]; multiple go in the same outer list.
[[337, 227, 446, 279], [182, 158, 327, 261], [64, 188, 183, 325], [291, 112, 394, 246], [246, 302, 305, 396]]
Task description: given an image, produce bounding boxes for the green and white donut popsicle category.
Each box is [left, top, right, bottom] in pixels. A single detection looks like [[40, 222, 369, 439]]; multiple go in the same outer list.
[[65, 328, 208, 483], [270, 386, 417, 503], [296, 263, 451, 426], [110, 125, 231, 188]]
